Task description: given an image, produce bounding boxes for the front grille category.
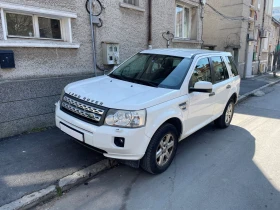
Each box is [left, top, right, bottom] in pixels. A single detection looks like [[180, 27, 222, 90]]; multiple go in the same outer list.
[[60, 94, 107, 126]]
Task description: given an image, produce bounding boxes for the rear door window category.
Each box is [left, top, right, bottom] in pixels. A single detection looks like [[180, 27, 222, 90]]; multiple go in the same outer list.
[[211, 56, 229, 83], [225, 56, 239, 76]]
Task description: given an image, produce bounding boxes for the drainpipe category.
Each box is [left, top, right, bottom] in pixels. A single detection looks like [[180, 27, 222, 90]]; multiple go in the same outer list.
[[274, 29, 280, 77], [89, 0, 97, 77], [148, 0, 152, 49], [258, 0, 266, 74]]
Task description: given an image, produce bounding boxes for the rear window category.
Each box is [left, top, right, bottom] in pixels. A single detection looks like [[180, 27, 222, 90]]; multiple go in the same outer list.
[[225, 56, 239, 76], [211, 56, 229, 83]]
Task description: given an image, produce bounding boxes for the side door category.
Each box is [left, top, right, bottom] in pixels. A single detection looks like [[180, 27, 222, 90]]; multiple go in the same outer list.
[[185, 57, 215, 135], [210, 56, 232, 118], [225, 56, 241, 97]]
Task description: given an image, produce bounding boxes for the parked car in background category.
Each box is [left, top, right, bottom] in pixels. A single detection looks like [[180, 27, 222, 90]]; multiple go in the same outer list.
[[55, 49, 240, 174]]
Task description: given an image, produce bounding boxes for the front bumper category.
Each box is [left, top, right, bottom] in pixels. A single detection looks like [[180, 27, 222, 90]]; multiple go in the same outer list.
[[55, 102, 150, 160]]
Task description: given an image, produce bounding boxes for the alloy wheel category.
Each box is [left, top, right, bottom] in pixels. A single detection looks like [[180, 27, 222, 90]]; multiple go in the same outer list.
[[156, 133, 175, 167], [225, 103, 233, 124]]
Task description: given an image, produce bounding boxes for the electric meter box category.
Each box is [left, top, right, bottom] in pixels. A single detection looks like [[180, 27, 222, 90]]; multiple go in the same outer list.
[[102, 42, 120, 65], [0, 50, 15, 69]]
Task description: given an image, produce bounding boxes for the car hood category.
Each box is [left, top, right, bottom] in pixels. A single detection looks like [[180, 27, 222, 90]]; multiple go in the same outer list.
[[64, 76, 180, 110]]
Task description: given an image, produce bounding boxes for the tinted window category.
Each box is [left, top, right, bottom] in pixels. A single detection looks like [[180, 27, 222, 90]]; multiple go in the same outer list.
[[225, 56, 239, 76], [211, 56, 229, 83], [189, 58, 212, 87], [109, 53, 192, 89]]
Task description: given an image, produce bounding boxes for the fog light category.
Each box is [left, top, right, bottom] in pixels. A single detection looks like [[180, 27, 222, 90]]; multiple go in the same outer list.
[[114, 137, 125, 147]]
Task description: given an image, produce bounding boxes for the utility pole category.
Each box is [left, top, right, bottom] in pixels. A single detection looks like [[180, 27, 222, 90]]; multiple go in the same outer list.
[[258, 0, 266, 74], [273, 29, 280, 77]]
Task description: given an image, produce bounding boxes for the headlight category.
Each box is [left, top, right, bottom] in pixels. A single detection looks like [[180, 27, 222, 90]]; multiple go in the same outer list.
[[105, 109, 146, 128], [60, 89, 65, 102]]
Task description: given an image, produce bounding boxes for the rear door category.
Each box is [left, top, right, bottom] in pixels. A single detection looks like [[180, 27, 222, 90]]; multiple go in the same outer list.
[[210, 56, 232, 117], [224, 56, 241, 97]]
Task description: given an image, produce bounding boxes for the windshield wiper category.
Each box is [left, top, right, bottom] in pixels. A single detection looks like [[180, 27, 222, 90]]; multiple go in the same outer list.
[[129, 78, 158, 87], [108, 74, 123, 80], [109, 74, 158, 87]]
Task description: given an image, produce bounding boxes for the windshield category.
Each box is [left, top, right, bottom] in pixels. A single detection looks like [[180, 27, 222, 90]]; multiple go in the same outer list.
[[109, 53, 193, 89]]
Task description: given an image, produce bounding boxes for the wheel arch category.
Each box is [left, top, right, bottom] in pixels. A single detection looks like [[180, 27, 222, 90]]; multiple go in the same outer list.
[[230, 92, 238, 104], [146, 116, 183, 141], [163, 117, 183, 137]]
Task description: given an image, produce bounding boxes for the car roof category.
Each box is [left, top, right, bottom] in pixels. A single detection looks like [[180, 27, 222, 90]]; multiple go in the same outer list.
[[140, 48, 231, 58]]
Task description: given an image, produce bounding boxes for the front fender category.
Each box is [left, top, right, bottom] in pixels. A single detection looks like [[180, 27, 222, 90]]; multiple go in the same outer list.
[[145, 99, 184, 139]]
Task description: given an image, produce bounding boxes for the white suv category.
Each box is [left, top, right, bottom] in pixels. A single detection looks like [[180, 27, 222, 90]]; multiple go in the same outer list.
[[55, 49, 240, 174]]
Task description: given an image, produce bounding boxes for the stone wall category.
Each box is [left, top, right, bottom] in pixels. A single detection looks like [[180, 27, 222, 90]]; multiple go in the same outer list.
[[0, 75, 93, 138]]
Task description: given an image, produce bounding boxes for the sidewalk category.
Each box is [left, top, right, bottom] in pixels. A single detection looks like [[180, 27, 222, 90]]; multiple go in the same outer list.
[[0, 71, 280, 209], [0, 128, 104, 207], [240, 71, 280, 96]]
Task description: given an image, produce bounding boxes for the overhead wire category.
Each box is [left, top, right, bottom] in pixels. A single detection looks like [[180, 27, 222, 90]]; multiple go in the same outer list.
[[206, 3, 252, 22]]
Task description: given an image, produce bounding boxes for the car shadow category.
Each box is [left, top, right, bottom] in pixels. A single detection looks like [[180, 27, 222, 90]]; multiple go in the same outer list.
[[123, 123, 280, 210], [44, 124, 280, 210]]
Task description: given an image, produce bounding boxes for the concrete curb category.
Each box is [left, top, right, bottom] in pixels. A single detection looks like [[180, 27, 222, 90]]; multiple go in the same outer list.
[[0, 159, 117, 210], [238, 78, 280, 103]]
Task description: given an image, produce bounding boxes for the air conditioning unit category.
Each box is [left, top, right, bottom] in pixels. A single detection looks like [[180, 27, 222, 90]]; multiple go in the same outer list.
[[260, 63, 267, 73], [260, 29, 268, 38]]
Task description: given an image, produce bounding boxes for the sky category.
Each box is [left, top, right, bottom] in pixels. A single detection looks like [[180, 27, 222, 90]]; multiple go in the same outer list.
[[274, 0, 280, 7]]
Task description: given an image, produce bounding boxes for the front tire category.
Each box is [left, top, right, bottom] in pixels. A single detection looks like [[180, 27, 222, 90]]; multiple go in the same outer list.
[[140, 123, 178, 174], [215, 99, 235, 129]]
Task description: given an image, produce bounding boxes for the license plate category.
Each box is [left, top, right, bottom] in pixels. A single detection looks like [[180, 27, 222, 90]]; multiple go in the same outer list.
[[60, 123, 84, 142]]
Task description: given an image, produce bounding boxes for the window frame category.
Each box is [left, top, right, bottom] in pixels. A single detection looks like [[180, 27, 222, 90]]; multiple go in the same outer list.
[[0, 2, 77, 44], [225, 56, 239, 77], [209, 56, 230, 84], [175, 3, 192, 39], [4, 11, 63, 41], [123, 0, 139, 6]]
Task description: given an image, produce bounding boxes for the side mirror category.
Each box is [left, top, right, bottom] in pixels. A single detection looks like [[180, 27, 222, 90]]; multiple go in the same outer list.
[[189, 81, 213, 93]]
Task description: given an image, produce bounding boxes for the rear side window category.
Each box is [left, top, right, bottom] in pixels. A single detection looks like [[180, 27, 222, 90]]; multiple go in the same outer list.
[[189, 58, 212, 87], [211, 56, 229, 83], [225, 56, 239, 76]]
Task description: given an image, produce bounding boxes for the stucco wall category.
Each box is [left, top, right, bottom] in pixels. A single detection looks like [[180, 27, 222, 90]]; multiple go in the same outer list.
[[203, 0, 247, 76], [203, 0, 274, 77], [150, 0, 202, 49], [0, 0, 96, 79], [94, 0, 148, 69], [203, 0, 243, 50], [0, 0, 202, 80], [0, 0, 203, 138]]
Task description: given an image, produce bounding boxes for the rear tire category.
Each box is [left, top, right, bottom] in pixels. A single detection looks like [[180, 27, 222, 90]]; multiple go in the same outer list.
[[214, 99, 235, 129], [140, 123, 178, 174]]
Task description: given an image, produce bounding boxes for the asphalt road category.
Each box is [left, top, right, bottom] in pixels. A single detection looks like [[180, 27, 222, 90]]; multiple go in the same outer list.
[[37, 84, 280, 210]]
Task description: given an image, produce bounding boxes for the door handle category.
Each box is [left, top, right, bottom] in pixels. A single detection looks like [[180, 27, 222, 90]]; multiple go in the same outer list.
[[209, 92, 215, 97], [226, 85, 231, 89]]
